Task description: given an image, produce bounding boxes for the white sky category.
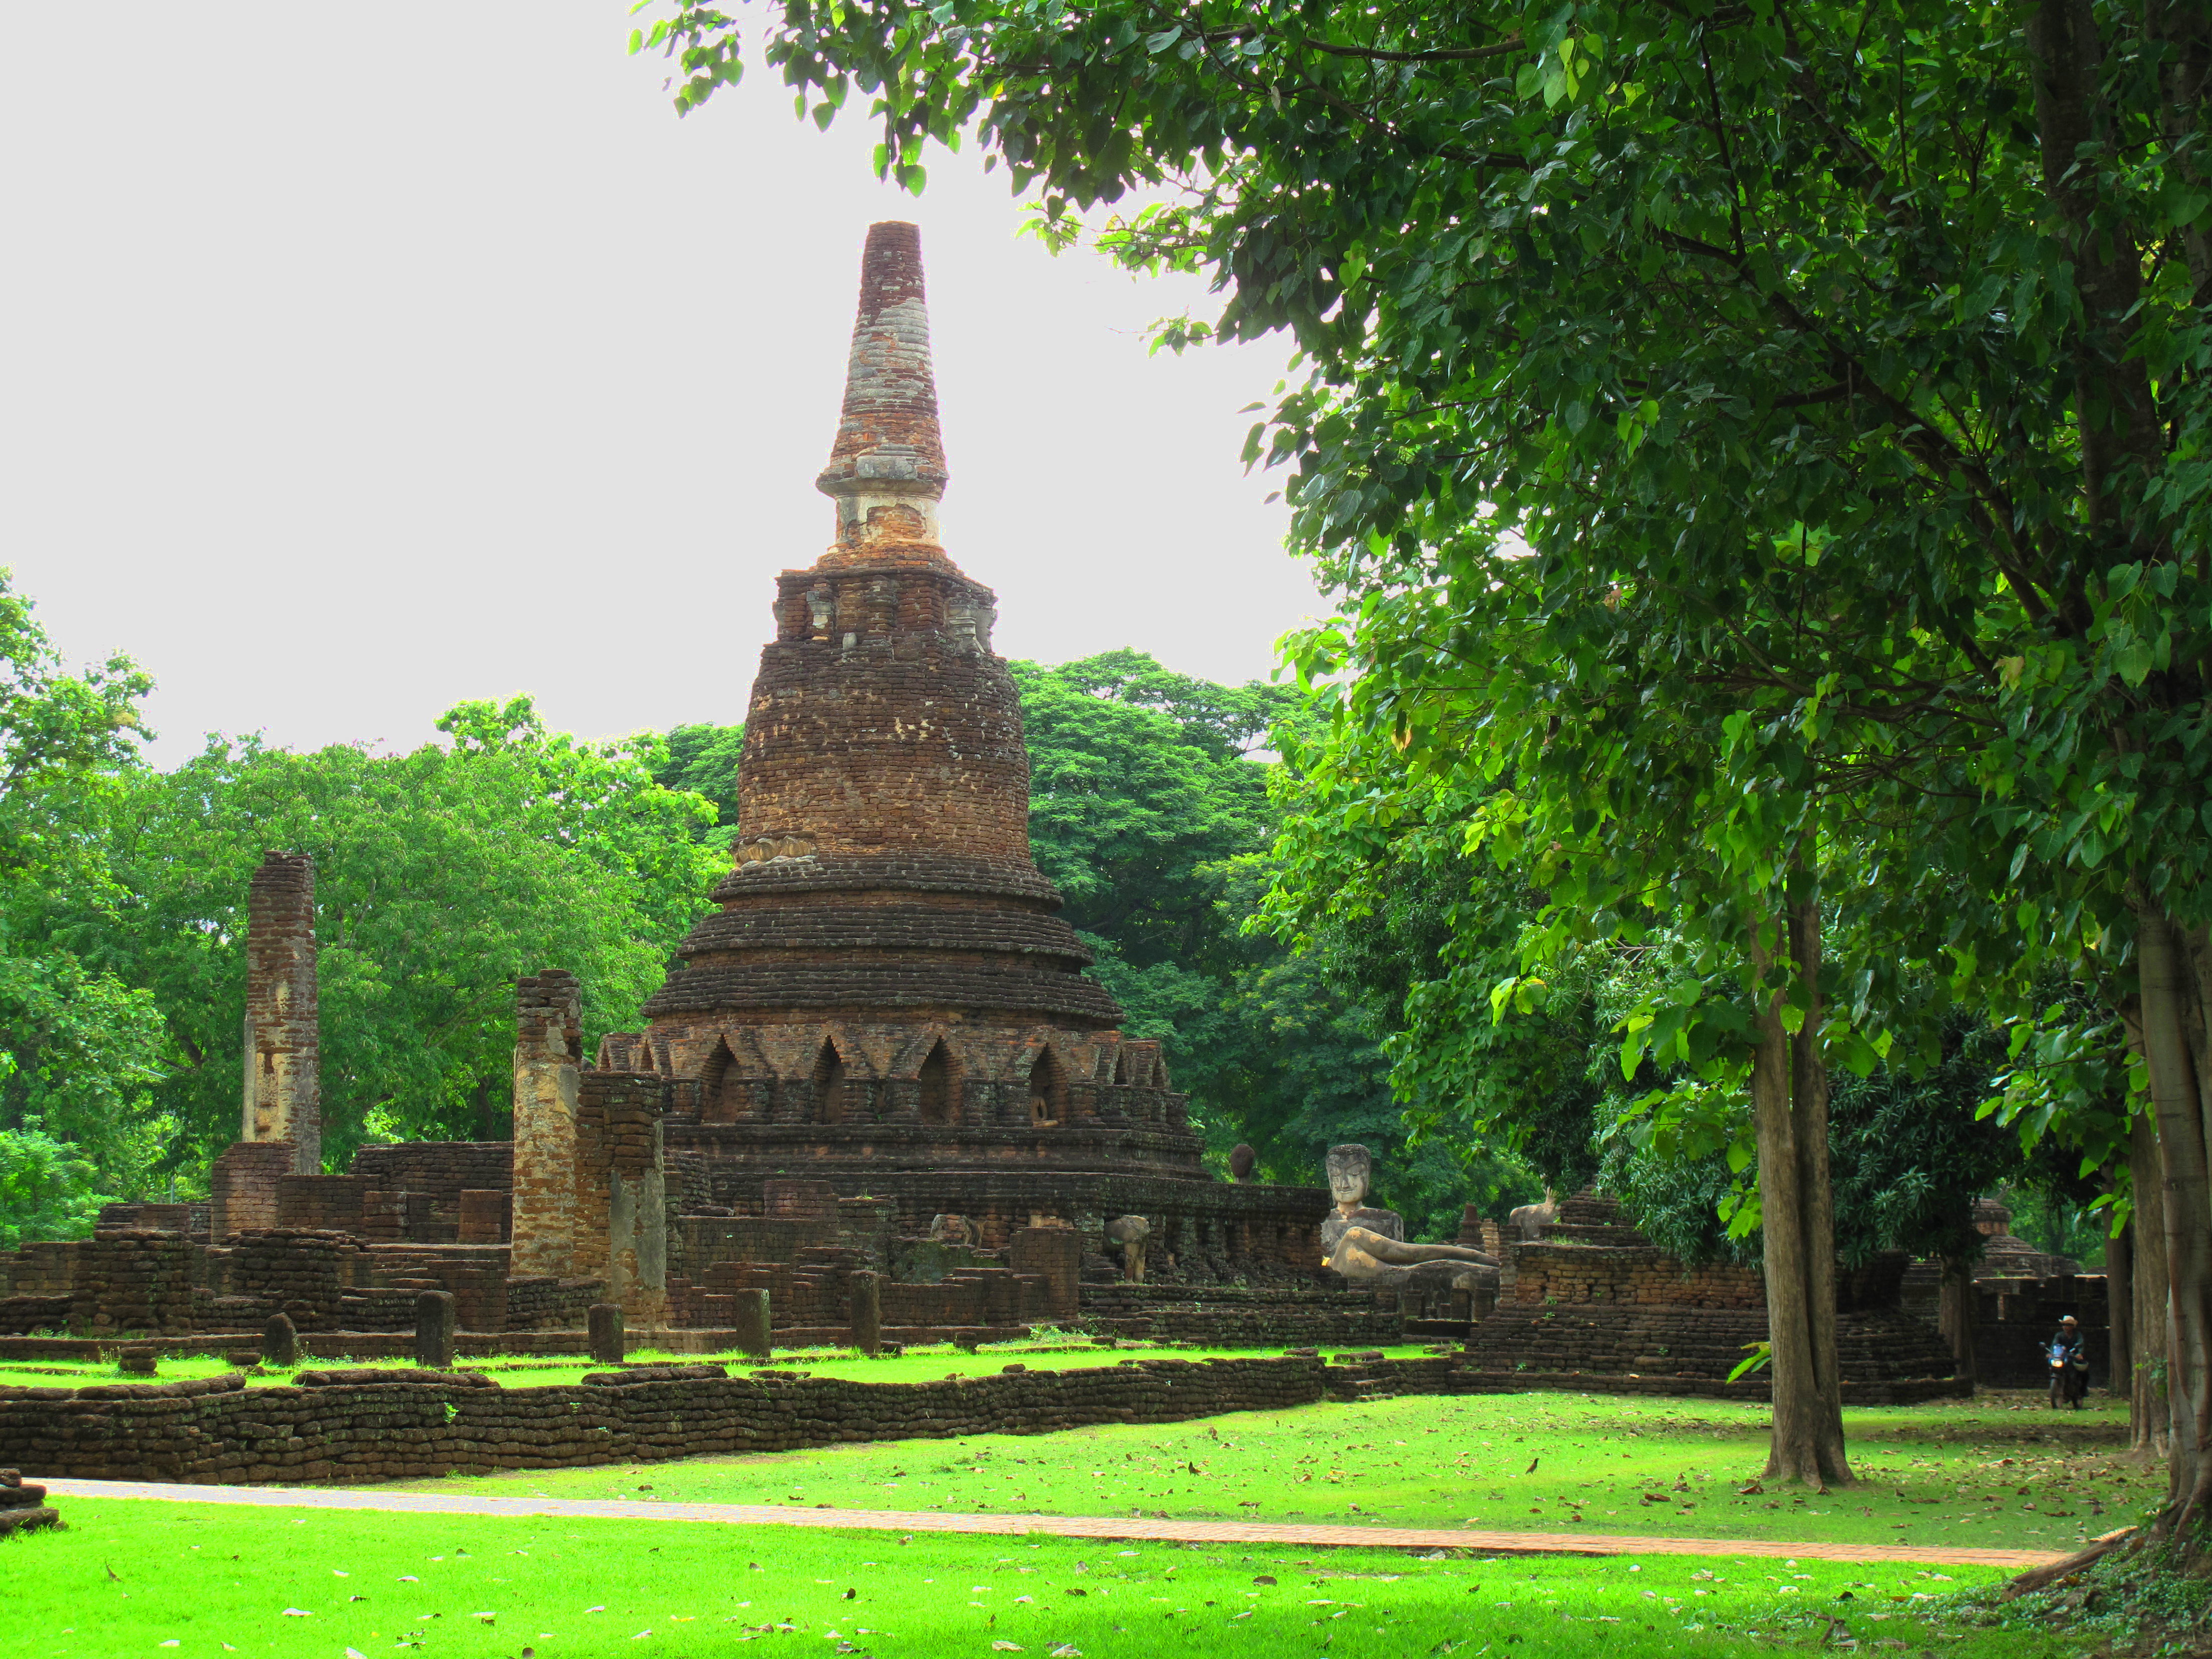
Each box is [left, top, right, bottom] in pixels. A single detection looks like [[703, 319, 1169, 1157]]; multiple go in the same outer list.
[[0, 4, 1320, 763]]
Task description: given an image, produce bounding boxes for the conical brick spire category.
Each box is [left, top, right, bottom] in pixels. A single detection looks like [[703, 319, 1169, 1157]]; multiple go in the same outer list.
[[815, 221, 950, 562]]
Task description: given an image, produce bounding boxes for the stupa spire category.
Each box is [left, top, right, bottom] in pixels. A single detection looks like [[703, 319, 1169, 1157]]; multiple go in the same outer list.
[[815, 221, 949, 561]]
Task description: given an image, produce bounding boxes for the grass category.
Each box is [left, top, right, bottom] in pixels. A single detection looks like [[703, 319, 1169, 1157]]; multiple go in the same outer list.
[[0, 1341, 1446, 1393], [0, 1496, 2082, 1659], [385, 1389, 2157, 1555]]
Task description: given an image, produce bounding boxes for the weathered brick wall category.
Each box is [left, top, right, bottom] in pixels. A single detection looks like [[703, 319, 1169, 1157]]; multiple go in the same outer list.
[[1, 1242, 79, 1298], [0, 1354, 1339, 1484], [95, 1203, 207, 1241], [0, 1296, 69, 1336], [1007, 1227, 1082, 1320], [67, 1234, 192, 1337], [1509, 1245, 1766, 1309], [274, 1176, 367, 1234], [223, 1229, 349, 1330], [1080, 1283, 1407, 1348], [242, 851, 320, 1173], [348, 1143, 513, 1227], [209, 1141, 298, 1241], [575, 1073, 669, 1325], [1467, 1304, 1955, 1385], [458, 1191, 512, 1245], [505, 1275, 604, 1330], [1974, 1272, 2112, 1387], [365, 1245, 512, 1332]]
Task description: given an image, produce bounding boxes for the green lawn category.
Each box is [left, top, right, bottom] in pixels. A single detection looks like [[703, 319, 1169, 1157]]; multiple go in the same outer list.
[[387, 1389, 2154, 1555], [0, 1497, 2081, 1659], [0, 1341, 1445, 1393]]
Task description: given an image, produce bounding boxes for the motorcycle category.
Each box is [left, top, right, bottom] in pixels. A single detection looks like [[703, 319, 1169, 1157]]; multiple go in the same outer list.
[[2048, 1338, 2089, 1409]]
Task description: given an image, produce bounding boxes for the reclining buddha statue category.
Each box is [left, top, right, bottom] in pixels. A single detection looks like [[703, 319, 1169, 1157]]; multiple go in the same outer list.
[[1320, 1144, 1499, 1294]]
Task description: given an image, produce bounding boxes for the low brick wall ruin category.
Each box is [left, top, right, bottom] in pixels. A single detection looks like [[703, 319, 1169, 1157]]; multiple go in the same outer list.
[[0, 1355, 1342, 1484]]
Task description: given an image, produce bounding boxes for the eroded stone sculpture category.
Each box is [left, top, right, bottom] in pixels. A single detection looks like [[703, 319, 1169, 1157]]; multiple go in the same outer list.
[[929, 1214, 976, 1245], [1229, 1143, 1257, 1182], [1105, 1214, 1151, 1283], [1509, 1193, 1560, 1243], [1320, 1144, 1497, 1293]]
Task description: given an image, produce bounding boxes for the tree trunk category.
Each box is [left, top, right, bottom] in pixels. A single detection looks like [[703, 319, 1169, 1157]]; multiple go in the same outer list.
[[2027, 0, 2166, 546], [2130, 1101, 2172, 1460], [2107, 1214, 2132, 1405], [1788, 885, 1848, 1476], [2134, 903, 2212, 1535], [1939, 1254, 1979, 1386], [1748, 883, 1851, 1487]]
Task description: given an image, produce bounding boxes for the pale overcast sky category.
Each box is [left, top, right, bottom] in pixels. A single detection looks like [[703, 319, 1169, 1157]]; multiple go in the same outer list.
[[0, 5, 1316, 763]]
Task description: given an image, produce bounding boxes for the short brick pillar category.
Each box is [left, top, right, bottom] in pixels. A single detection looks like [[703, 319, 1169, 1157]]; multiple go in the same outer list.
[[731, 1290, 770, 1360], [850, 1271, 882, 1355], [415, 1290, 456, 1368], [588, 1301, 625, 1366], [262, 1312, 299, 1368]]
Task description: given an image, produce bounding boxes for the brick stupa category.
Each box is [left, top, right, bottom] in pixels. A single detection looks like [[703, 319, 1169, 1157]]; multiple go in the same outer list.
[[605, 222, 1323, 1265]]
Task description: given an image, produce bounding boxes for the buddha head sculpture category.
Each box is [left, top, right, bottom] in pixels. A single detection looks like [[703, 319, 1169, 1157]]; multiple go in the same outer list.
[[1326, 1144, 1372, 1216], [1229, 1143, 1257, 1183]]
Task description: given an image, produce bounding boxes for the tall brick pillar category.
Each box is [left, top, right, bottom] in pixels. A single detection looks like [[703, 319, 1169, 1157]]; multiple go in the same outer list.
[[241, 851, 320, 1174], [510, 971, 583, 1279]]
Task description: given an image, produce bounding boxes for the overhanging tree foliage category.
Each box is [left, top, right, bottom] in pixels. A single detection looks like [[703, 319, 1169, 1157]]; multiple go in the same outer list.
[[637, 0, 2210, 1512]]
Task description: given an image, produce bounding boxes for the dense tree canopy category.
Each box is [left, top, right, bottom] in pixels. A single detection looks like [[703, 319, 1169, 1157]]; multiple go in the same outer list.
[[75, 698, 721, 1173]]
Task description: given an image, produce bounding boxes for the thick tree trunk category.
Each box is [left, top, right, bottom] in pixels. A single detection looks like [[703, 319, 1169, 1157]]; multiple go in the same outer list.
[[2135, 904, 2212, 1535], [2147, 0, 2212, 297], [2130, 1102, 2173, 1459], [2027, 0, 2165, 543], [1788, 888, 1848, 1475], [1748, 886, 1851, 1487], [1939, 1255, 1979, 1385]]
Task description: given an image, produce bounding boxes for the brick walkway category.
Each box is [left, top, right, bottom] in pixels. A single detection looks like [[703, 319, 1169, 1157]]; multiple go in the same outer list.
[[40, 1478, 2068, 1569]]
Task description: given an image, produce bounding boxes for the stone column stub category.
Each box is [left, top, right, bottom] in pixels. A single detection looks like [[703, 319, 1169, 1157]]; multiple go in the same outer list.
[[510, 970, 583, 1279], [241, 851, 320, 1174]]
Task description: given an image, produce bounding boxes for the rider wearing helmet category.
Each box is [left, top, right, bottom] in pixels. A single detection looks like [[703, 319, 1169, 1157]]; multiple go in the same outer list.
[[2049, 1314, 2090, 1409]]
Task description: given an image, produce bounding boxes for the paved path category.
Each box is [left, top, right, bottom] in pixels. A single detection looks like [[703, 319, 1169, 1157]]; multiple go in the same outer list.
[[41, 1478, 2068, 1569]]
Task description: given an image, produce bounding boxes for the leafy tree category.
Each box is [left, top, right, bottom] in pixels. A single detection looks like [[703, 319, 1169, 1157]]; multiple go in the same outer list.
[[1015, 649, 1287, 973], [0, 956, 167, 1189], [0, 570, 169, 1208], [637, 0, 2211, 1508], [655, 722, 746, 843], [0, 1128, 116, 1252], [80, 699, 721, 1173], [1014, 652, 1533, 1233]]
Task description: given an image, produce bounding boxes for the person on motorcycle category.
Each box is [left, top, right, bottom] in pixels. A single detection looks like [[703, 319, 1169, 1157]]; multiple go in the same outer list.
[[2049, 1314, 2090, 1409]]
